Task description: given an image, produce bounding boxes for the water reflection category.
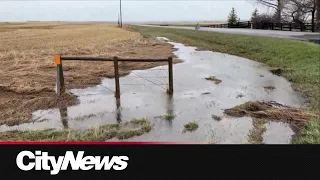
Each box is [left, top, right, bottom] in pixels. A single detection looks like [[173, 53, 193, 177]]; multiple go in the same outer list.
[[59, 107, 68, 129], [116, 98, 122, 124], [166, 94, 174, 128]]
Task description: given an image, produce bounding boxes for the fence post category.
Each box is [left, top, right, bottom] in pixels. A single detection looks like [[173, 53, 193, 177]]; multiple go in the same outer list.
[[113, 56, 120, 99], [168, 57, 173, 94], [280, 24, 283, 31], [55, 54, 64, 96], [289, 24, 292, 31]]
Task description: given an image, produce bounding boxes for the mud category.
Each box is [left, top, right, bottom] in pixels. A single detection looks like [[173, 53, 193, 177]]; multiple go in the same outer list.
[[0, 37, 308, 144], [212, 115, 222, 121], [269, 67, 293, 76]]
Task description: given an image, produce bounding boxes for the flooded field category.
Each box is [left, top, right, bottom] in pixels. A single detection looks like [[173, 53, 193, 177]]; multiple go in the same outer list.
[[0, 37, 307, 144]]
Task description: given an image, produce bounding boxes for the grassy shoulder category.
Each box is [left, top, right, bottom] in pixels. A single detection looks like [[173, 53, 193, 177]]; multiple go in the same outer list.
[[131, 25, 320, 144], [0, 117, 151, 141]]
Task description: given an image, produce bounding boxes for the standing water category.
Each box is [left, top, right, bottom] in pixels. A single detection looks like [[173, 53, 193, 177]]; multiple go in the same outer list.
[[0, 37, 306, 144]]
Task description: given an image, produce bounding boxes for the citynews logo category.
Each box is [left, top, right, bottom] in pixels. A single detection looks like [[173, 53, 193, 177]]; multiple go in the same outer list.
[[16, 151, 129, 175]]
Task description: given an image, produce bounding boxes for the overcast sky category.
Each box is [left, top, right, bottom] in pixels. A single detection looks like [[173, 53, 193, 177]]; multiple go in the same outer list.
[[0, 0, 271, 22]]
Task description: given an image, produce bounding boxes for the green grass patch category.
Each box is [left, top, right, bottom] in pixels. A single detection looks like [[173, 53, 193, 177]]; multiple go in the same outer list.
[[131, 25, 320, 143], [183, 122, 199, 132], [292, 118, 320, 144], [162, 114, 175, 120], [130, 117, 149, 125], [0, 118, 152, 141]]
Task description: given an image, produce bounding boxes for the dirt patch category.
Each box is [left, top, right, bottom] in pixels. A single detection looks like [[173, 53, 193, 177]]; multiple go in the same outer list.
[[224, 101, 316, 128], [0, 23, 182, 126], [205, 76, 222, 84], [0, 85, 78, 126], [269, 67, 293, 76]]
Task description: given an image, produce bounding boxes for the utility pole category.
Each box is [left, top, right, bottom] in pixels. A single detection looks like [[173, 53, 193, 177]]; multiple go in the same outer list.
[[120, 0, 122, 28], [118, 13, 120, 27]]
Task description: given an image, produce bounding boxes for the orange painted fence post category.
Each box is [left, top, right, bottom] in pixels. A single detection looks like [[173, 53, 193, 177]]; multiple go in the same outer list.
[[54, 54, 65, 96]]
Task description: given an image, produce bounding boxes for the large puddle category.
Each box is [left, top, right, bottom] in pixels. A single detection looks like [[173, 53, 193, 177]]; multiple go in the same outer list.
[[1, 37, 306, 143]]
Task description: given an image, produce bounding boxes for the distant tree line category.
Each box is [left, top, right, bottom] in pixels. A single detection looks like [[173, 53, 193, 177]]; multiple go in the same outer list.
[[227, 1, 320, 31], [253, 0, 320, 31]]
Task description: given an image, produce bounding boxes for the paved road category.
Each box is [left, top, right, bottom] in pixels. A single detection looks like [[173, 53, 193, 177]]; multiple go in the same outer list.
[[137, 25, 320, 43]]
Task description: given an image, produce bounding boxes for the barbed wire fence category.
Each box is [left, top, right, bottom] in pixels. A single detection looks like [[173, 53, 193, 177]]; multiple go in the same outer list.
[[95, 61, 170, 93]]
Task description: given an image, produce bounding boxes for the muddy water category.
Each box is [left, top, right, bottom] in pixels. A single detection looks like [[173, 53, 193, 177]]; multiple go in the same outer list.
[[0, 37, 306, 144]]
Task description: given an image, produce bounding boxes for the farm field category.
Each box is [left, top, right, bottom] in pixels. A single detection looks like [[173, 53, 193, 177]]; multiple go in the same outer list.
[[0, 22, 178, 126]]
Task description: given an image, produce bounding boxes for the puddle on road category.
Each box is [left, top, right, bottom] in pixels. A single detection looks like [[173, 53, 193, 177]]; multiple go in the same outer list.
[[0, 37, 306, 144]]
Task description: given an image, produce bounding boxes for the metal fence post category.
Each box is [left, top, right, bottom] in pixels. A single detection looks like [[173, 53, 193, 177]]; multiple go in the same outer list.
[[168, 57, 173, 94], [113, 56, 120, 98], [55, 54, 64, 96]]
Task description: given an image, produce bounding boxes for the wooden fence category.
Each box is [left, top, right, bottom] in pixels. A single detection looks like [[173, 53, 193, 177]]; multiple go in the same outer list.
[[202, 21, 252, 29], [54, 55, 174, 98], [201, 21, 316, 32]]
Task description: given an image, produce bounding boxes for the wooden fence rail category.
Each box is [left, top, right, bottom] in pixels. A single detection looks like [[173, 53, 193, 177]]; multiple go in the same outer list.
[[54, 55, 173, 98], [201, 21, 316, 32]]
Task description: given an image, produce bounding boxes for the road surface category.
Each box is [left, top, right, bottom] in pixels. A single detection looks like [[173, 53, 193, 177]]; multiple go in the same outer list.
[[137, 25, 320, 43]]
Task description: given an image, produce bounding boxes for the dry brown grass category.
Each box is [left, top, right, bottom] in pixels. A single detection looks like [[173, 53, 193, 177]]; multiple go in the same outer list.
[[205, 76, 222, 84], [224, 101, 316, 130], [0, 22, 180, 126]]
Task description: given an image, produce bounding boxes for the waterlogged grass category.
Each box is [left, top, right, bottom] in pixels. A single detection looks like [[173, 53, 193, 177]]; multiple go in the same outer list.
[[205, 76, 222, 84], [131, 117, 149, 125], [131, 25, 320, 144], [183, 122, 199, 132], [0, 117, 152, 141], [162, 114, 175, 120]]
